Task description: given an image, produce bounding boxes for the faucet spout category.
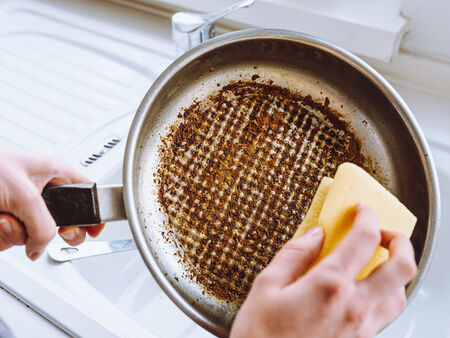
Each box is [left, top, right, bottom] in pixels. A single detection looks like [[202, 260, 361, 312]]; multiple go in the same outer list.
[[172, 0, 255, 56], [203, 0, 255, 24]]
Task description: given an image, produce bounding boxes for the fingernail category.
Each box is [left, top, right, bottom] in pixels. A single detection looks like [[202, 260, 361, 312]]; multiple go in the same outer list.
[[306, 226, 322, 237], [0, 218, 12, 237], [60, 230, 76, 241], [30, 250, 42, 261]]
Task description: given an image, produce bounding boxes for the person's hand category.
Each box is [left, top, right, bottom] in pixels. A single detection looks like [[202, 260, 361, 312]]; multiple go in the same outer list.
[[0, 145, 104, 260], [230, 203, 417, 338]]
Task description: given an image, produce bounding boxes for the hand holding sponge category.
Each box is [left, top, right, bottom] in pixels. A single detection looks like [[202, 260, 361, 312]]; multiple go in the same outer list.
[[294, 162, 417, 280]]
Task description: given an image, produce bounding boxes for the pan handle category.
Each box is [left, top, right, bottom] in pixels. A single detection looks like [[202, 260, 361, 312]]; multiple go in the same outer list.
[[42, 183, 127, 226]]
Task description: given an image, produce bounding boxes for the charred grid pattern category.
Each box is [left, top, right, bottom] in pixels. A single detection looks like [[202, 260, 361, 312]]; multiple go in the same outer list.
[[157, 81, 364, 303]]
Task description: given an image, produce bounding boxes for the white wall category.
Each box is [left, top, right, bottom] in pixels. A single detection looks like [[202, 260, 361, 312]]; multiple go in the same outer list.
[[401, 0, 450, 62]]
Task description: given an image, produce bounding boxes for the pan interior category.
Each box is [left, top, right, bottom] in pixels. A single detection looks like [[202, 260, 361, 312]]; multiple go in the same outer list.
[[132, 36, 431, 335]]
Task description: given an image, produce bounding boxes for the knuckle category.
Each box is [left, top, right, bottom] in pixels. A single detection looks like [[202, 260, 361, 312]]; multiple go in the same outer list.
[[317, 272, 348, 301], [345, 304, 367, 327], [359, 223, 381, 244], [52, 160, 70, 176], [254, 269, 276, 288], [364, 205, 378, 221], [37, 154, 64, 176], [42, 226, 57, 242], [40, 154, 57, 165], [43, 161, 63, 179], [8, 185, 39, 213], [17, 185, 40, 205], [32, 225, 56, 245], [356, 204, 377, 223], [397, 255, 418, 279]]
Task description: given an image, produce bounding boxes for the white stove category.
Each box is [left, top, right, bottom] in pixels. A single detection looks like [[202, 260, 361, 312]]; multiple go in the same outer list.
[[0, 0, 449, 337]]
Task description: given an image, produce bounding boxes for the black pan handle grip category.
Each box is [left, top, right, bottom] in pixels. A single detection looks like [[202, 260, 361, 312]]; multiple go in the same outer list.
[[42, 183, 101, 227]]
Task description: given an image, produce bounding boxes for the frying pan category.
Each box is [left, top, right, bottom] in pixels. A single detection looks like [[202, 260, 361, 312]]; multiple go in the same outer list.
[[43, 29, 440, 336]]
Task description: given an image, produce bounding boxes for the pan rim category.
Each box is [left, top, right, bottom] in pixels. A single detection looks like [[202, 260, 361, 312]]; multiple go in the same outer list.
[[123, 28, 440, 336]]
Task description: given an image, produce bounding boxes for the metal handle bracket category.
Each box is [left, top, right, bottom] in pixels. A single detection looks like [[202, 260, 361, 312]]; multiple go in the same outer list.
[[47, 239, 136, 262]]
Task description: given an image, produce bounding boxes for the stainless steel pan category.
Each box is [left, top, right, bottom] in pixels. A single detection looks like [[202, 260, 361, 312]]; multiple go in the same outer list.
[[43, 29, 440, 336]]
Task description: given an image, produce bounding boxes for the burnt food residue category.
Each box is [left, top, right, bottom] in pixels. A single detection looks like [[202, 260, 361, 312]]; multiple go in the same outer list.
[[157, 81, 364, 304]]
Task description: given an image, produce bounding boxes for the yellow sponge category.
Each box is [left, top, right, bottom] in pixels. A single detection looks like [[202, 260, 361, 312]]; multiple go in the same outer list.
[[294, 177, 334, 238], [294, 162, 417, 280]]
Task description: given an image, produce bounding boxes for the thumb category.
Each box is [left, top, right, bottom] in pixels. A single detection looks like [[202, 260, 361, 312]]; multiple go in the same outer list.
[[264, 226, 324, 286]]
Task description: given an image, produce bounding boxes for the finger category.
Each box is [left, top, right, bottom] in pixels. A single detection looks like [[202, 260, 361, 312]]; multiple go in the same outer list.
[[9, 182, 57, 260], [0, 236, 11, 251], [320, 203, 381, 278], [0, 214, 27, 246], [358, 287, 407, 337], [259, 226, 324, 286], [58, 226, 86, 246], [86, 224, 105, 238], [357, 229, 417, 299], [47, 161, 89, 186], [0, 215, 13, 250], [23, 158, 88, 191]]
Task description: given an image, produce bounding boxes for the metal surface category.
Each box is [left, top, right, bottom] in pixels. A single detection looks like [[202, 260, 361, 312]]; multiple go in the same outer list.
[[171, 0, 255, 56], [47, 240, 136, 262], [123, 29, 440, 336], [97, 185, 127, 222]]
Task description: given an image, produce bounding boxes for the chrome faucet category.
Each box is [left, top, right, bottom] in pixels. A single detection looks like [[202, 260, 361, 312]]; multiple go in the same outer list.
[[171, 0, 255, 56]]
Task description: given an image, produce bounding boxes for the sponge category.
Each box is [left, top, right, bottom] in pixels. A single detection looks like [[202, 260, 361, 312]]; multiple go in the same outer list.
[[293, 177, 333, 238], [294, 162, 417, 280]]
